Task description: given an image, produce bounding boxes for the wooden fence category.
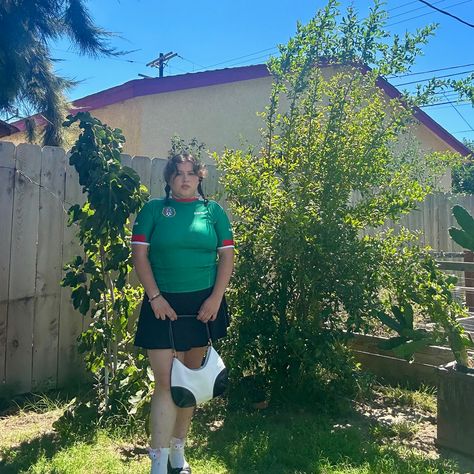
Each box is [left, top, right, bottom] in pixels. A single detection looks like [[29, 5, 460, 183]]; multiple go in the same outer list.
[[0, 142, 222, 397], [1, 141, 474, 396]]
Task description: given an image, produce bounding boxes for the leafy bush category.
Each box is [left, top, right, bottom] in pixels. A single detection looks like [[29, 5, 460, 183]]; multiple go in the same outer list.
[[61, 112, 150, 416], [217, 0, 469, 402], [452, 140, 474, 194]]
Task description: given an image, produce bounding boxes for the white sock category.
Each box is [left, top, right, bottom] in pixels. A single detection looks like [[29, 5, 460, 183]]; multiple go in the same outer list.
[[148, 447, 170, 474], [170, 437, 189, 469]]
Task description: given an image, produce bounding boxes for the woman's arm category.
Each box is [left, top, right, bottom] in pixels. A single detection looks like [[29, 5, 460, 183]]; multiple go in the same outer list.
[[132, 245, 177, 320], [197, 247, 234, 322]]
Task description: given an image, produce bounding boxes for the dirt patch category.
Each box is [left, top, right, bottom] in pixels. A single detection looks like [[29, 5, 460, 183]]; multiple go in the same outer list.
[[354, 391, 474, 473]]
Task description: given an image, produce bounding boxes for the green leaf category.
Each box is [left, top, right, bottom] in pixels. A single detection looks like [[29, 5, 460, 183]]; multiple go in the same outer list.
[[376, 310, 402, 333], [452, 205, 474, 235], [392, 338, 433, 361], [449, 227, 474, 251], [378, 336, 406, 351]]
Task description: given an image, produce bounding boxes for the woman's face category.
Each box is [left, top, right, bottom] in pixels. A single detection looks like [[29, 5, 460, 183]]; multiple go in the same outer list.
[[170, 161, 200, 199]]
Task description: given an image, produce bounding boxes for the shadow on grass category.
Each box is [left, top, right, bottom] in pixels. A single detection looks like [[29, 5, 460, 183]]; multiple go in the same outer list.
[[0, 395, 98, 474], [1, 393, 469, 474], [0, 431, 71, 474], [189, 401, 462, 474]]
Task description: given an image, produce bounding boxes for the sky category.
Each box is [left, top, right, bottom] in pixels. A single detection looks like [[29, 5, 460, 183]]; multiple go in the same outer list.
[[50, 0, 474, 144]]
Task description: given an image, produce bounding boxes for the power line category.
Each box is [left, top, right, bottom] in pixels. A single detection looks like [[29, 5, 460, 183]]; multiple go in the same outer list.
[[52, 46, 209, 76], [387, 0, 472, 27], [387, 1, 419, 12], [221, 53, 275, 69], [417, 0, 474, 27], [202, 47, 278, 70], [389, 0, 450, 20], [167, 64, 188, 75], [388, 63, 474, 78], [176, 55, 206, 71], [420, 99, 471, 107], [441, 92, 474, 131], [393, 68, 474, 86]]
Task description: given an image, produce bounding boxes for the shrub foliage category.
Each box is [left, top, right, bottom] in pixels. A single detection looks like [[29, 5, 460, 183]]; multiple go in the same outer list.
[[217, 0, 472, 402]]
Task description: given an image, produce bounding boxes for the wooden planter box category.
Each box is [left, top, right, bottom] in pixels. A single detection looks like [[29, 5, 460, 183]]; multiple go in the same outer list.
[[348, 333, 454, 387], [436, 362, 474, 458]]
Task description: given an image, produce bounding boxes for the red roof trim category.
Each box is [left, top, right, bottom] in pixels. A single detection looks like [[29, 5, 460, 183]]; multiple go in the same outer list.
[[374, 75, 471, 156], [72, 64, 270, 112], [9, 114, 47, 133], [8, 63, 469, 156], [0, 119, 21, 137]]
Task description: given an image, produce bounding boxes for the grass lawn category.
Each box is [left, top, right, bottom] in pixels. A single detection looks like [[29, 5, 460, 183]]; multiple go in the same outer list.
[[0, 386, 472, 474]]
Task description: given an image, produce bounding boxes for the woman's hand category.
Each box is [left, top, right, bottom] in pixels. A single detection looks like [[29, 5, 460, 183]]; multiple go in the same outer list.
[[197, 294, 222, 323], [151, 296, 177, 321]]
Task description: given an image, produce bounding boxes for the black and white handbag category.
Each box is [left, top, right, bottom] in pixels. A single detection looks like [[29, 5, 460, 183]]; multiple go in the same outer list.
[[169, 316, 228, 408]]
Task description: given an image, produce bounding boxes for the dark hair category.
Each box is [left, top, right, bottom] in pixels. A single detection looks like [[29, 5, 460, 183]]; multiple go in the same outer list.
[[164, 153, 208, 205]]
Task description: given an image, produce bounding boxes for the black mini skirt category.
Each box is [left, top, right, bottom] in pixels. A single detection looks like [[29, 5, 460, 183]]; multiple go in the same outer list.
[[134, 287, 230, 351]]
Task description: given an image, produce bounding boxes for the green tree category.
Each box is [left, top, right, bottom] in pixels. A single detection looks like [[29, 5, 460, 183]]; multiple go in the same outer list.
[[0, 0, 117, 146], [217, 0, 472, 403], [452, 139, 474, 194], [61, 112, 149, 412]]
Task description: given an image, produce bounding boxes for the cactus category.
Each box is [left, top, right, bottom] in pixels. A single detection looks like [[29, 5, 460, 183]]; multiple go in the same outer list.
[[377, 303, 435, 362], [446, 204, 474, 368], [449, 205, 474, 251]]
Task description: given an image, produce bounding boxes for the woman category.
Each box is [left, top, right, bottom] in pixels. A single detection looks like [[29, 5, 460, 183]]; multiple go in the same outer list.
[[131, 153, 234, 474]]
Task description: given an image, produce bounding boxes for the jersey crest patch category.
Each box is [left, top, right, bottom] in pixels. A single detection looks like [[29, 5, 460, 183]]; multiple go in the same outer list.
[[162, 206, 176, 217]]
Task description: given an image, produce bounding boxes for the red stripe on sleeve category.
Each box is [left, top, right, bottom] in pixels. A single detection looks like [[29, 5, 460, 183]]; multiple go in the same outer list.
[[222, 239, 234, 246], [131, 234, 147, 242]]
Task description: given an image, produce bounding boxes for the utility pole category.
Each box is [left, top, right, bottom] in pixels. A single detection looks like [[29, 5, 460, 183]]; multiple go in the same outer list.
[[146, 52, 178, 78]]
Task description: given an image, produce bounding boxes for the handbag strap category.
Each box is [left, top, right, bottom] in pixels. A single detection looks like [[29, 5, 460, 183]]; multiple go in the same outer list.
[[168, 314, 212, 356]]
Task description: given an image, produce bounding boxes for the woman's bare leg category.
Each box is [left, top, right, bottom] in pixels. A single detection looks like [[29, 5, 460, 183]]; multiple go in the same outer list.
[[148, 349, 184, 448]]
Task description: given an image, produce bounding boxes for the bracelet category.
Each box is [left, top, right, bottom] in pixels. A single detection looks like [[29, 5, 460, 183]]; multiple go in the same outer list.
[[148, 292, 161, 303]]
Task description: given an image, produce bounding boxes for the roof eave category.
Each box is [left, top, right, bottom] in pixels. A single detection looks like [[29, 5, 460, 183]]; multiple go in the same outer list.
[[375, 76, 472, 157], [0, 120, 20, 138]]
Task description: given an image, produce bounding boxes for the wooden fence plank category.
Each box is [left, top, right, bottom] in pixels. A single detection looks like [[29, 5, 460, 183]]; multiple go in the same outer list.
[[205, 164, 221, 201], [0, 142, 16, 391], [131, 156, 152, 196], [57, 157, 86, 386], [437, 261, 474, 271], [423, 194, 436, 249], [437, 194, 446, 249], [120, 154, 132, 168], [149, 158, 166, 198], [32, 147, 66, 391], [444, 194, 456, 253], [6, 144, 41, 394]]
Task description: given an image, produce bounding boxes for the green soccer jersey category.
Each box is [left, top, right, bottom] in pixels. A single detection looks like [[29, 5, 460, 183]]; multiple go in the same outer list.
[[131, 198, 234, 293]]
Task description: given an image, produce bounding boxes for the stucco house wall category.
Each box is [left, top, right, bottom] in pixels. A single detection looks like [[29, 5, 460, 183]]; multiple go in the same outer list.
[[2, 64, 470, 191], [92, 75, 274, 159]]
